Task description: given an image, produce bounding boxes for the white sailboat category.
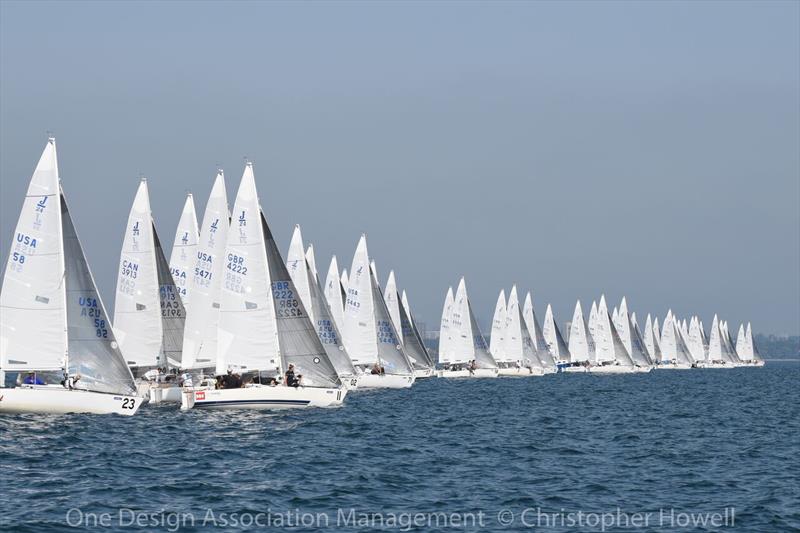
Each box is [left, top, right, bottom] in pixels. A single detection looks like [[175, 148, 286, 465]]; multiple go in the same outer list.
[[687, 316, 707, 363], [323, 255, 346, 333], [613, 297, 652, 370], [504, 286, 546, 376], [657, 312, 694, 369], [286, 227, 359, 387], [385, 272, 435, 378], [168, 193, 199, 313], [523, 293, 557, 374], [542, 303, 571, 369], [113, 179, 187, 402], [737, 323, 765, 366], [565, 300, 593, 372], [342, 235, 415, 389], [438, 287, 456, 367], [699, 315, 736, 368], [630, 312, 654, 367], [401, 289, 437, 378], [588, 295, 636, 374], [0, 138, 141, 415], [183, 163, 347, 409], [437, 278, 498, 378], [181, 171, 229, 372]]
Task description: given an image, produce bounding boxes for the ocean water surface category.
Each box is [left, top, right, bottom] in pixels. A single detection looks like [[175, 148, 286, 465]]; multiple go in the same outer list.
[[1, 363, 798, 532]]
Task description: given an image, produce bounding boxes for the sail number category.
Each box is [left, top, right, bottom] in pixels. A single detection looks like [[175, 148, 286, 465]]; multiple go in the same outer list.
[[226, 254, 247, 275], [377, 320, 397, 344], [121, 398, 136, 410], [272, 281, 304, 318]]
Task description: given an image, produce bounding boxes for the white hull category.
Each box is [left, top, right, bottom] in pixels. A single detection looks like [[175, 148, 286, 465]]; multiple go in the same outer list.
[[562, 365, 589, 373], [147, 383, 183, 404], [633, 366, 653, 373], [436, 368, 499, 379], [497, 366, 544, 377], [181, 384, 347, 410], [656, 363, 693, 370], [0, 386, 142, 416], [349, 373, 415, 389], [413, 368, 436, 379], [588, 365, 637, 374], [695, 361, 735, 369]]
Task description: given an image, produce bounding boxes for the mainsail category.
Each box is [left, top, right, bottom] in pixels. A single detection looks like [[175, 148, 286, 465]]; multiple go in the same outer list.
[[182, 171, 229, 369], [568, 300, 594, 363], [1, 138, 66, 373], [216, 164, 278, 375], [522, 292, 554, 368], [323, 255, 346, 333], [286, 225, 314, 323], [594, 295, 634, 366], [542, 303, 570, 362], [438, 287, 455, 364], [489, 290, 507, 362], [169, 193, 199, 312]]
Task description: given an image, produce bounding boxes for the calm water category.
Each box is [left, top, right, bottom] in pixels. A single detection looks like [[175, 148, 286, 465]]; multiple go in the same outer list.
[[1, 363, 798, 532]]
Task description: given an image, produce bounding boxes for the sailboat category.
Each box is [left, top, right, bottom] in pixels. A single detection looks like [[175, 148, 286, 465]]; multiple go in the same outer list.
[[286, 226, 360, 388], [182, 163, 347, 409], [114, 179, 187, 403], [736, 322, 765, 366], [504, 286, 546, 376], [342, 235, 415, 388], [613, 297, 652, 371], [588, 295, 636, 373], [181, 171, 229, 374], [437, 278, 498, 378], [687, 316, 707, 363], [565, 300, 593, 372], [0, 138, 140, 415], [401, 289, 437, 378], [522, 293, 557, 374], [385, 272, 435, 378], [656, 311, 694, 369], [542, 303, 571, 370], [489, 290, 515, 374], [168, 193, 199, 313], [630, 312, 654, 367]]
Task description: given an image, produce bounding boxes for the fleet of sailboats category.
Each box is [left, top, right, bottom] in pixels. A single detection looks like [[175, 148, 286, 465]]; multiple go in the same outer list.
[[0, 139, 769, 416]]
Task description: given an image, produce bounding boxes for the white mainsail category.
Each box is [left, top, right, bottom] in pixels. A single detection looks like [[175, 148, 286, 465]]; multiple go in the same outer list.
[[324, 255, 346, 333], [568, 300, 594, 363], [343, 236, 377, 365], [169, 193, 199, 312], [113, 179, 164, 368], [489, 290, 507, 362], [384, 271, 403, 345], [1, 138, 66, 373], [630, 312, 653, 365], [438, 286, 455, 364], [216, 164, 278, 375], [286, 225, 314, 323], [451, 277, 496, 368], [182, 171, 229, 369], [506, 286, 545, 370], [542, 303, 570, 362]]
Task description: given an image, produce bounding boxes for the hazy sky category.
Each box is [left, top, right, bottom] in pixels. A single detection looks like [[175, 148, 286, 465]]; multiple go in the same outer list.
[[1, 1, 798, 335]]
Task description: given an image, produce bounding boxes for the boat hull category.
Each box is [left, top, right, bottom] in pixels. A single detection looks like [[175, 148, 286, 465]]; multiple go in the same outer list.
[[181, 384, 347, 410], [413, 368, 436, 379], [656, 363, 693, 370], [356, 373, 415, 389], [497, 366, 544, 377], [436, 368, 499, 379], [588, 365, 637, 374], [562, 365, 589, 373], [0, 386, 142, 416]]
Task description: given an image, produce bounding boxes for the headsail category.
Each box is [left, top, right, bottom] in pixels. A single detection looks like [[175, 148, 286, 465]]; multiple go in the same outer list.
[[286, 225, 314, 323], [401, 290, 435, 369], [324, 255, 346, 333]]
